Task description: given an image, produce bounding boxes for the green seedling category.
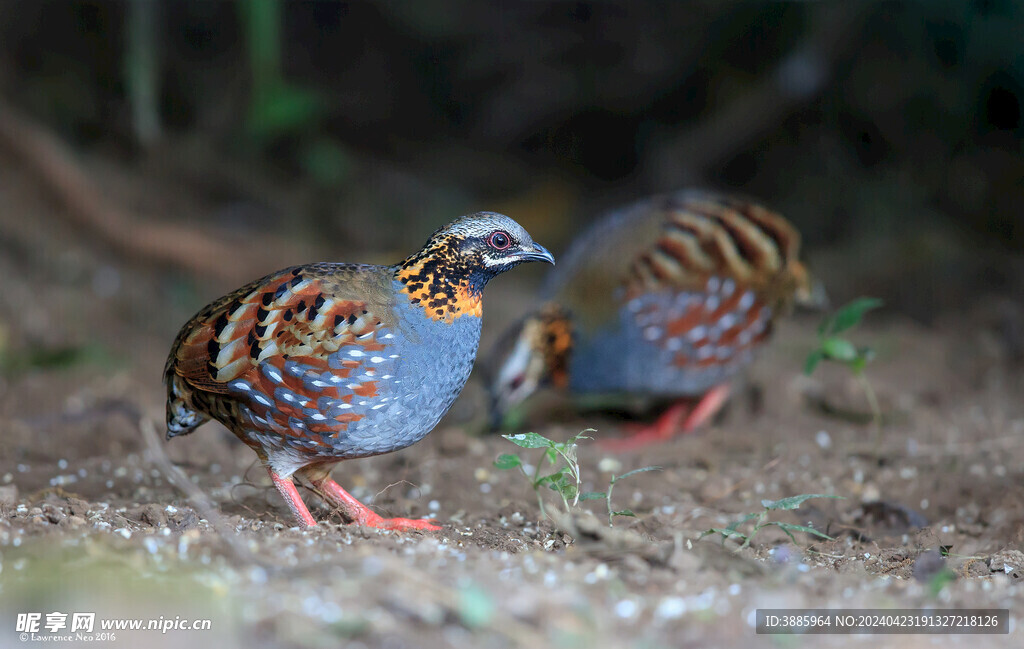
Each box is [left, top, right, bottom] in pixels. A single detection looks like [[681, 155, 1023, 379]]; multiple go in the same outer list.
[[494, 430, 591, 520], [804, 297, 884, 429], [583, 466, 663, 527], [494, 430, 659, 525], [698, 494, 842, 551]]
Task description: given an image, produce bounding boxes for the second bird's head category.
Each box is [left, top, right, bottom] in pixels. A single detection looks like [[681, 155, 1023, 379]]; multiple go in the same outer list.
[[485, 302, 572, 429]]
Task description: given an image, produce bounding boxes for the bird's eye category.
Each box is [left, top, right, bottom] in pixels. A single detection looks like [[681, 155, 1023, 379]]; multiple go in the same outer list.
[[488, 231, 512, 250]]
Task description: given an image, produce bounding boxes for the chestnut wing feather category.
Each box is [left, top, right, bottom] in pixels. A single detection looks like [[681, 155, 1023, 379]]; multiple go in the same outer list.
[[167, 264, 393, 395]]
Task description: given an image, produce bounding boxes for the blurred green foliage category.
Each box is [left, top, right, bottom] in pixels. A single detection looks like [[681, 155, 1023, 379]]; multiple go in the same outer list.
[[238, 0, 322, 143], [0, 0, 1022, 313], [0, 342, 115, 376]]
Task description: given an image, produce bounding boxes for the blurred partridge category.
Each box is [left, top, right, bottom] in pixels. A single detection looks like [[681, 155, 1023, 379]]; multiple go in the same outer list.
[[165, 213, 553, 529], [489, 190, 817, 449]]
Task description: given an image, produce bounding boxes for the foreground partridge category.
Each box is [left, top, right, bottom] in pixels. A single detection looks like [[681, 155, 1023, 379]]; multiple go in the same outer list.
[[489, 190, 816, 449], [165, 213, 553, 529]]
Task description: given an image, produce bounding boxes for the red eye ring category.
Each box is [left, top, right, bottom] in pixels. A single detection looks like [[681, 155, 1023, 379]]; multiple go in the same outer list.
[[488, 231, 512, 250]]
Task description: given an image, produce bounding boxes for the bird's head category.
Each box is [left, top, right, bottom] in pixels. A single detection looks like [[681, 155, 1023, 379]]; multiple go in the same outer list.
[[397, 212, 554, 322], [485, 302, 572, 429], [412, 212, 554, 276]]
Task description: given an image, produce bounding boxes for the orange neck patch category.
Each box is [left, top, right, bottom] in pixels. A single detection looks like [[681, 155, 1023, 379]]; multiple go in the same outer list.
[[396, 260, 483, 323]]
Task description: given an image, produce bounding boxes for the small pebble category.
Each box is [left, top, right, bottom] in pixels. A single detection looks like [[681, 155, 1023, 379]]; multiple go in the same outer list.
[[655, 597, 686, 620], [598, 457, 622, 473], [615, 599, 638, 619]]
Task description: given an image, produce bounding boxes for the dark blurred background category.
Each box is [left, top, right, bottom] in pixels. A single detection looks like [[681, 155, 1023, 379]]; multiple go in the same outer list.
[[2, 5, 1023, 641], [0, 0, 1022, 350]]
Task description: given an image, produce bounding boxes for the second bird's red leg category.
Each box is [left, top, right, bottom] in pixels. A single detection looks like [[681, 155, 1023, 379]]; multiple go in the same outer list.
[[602, 384, 732, 451], [680, 384, 731, 431], [311, 477, 440, 531]]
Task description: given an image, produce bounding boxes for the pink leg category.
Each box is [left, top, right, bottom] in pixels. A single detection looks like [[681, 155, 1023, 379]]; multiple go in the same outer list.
[[601, 384, 732, 451], [680, 383, 731, 431], [310, 477, 440, 532], [269, 468, 319, 528]]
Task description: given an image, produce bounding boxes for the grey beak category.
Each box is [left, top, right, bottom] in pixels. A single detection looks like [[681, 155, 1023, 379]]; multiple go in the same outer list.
[[519, 243, 555, 265]]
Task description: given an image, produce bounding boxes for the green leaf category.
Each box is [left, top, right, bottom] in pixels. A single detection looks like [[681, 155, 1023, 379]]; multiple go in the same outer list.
[[804, 349, 825, 375], [725, 512, 761, 533], [493, 454, 522, 470], [568, 429, 597, 444], [613, 466, 662, 483], [579, 491, 607, 501], [761, 494, 841, 511], [699, 527, 748, 541], [502, 432, 555, 449], [612, 509, 636, 518], [772, 523, 799, 544], [829, 298, 883, 335], [768, 521, 835, 541], [536, 468, 569, 489], [821, 337, 857, 362]]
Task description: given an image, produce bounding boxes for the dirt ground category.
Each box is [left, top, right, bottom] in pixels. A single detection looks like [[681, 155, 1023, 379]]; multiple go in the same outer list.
[[2, 153, 1024, 649]]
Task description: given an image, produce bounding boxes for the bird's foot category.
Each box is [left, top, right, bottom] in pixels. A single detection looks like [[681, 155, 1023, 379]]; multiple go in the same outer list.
[[313, 477, 440, 531], [355, 511, 442, 531]]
